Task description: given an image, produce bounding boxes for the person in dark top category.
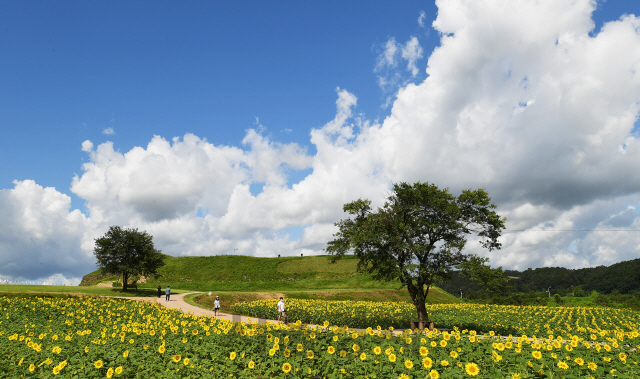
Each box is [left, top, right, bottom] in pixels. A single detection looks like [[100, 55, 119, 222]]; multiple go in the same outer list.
[[157, 285, 162, 298]]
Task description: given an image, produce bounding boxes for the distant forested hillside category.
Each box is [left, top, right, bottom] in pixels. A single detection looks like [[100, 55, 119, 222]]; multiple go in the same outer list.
[[440, 258, 640, 296]]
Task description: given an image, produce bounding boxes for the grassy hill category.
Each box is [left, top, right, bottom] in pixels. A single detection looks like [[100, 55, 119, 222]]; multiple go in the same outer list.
[[81, 254, 460, 303]]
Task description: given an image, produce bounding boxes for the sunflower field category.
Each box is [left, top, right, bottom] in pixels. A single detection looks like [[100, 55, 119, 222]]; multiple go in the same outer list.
[[1, 295, 640, 378], [231, 299, 640, 338]]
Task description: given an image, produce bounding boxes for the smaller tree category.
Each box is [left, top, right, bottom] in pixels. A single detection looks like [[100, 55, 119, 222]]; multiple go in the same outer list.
[[457, 255, 510, 294], [93, 226, 165, 291]]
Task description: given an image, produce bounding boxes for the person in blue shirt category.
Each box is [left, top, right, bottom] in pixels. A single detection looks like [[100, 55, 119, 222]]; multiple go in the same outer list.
[[165, 286, 171, 301]]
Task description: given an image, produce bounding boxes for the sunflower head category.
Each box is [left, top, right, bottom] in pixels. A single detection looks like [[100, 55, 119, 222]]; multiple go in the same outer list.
[[465, 362, 480, 376]]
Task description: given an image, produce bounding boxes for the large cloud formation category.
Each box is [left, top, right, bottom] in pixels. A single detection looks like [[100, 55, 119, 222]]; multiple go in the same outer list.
[[1, 0, 640, 284]]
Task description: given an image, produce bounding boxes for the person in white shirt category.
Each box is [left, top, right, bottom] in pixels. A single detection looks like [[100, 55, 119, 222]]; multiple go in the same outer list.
[[213, 296, 221, 317], [277, 297, 286, 323]]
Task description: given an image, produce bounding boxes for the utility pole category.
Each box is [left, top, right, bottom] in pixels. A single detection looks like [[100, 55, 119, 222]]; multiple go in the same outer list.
[[547, 286, 552, 298], [460, 289, 463, 299]]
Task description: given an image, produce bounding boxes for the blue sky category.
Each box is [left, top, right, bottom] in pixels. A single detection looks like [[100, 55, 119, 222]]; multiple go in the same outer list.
[[1, 1, 436, 208], [1, 0, 640, 284]]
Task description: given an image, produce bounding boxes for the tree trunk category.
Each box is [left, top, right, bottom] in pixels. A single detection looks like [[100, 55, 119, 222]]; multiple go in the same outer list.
[[416, 301, 429, 325], [122, 272, 128, 291], [407, 284, 429, 329]]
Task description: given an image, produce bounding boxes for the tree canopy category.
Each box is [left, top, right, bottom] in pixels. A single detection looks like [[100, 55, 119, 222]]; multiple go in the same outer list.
[[326, 182, 505, 327], [93, 226, 165, 291], [457, 255, 510, 294]]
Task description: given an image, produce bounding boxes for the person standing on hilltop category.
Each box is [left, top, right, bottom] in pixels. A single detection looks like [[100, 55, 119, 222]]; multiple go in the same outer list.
[[277, 297, 287, 324], [213, 296, 220, 317], [157, 285, 161, 298], [165, 285, 171, 301]]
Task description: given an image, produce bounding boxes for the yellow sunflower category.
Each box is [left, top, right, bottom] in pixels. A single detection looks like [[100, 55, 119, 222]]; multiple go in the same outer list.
[[465, 362, 480, 376]]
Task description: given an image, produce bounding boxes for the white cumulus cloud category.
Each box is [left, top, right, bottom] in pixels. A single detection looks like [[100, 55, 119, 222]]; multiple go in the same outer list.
[[0, 180, 93, 283]]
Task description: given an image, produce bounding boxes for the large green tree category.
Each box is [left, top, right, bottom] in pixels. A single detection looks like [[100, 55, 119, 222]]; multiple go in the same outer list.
[[326, 182, 505, 327], [93, 226, 165, 291]]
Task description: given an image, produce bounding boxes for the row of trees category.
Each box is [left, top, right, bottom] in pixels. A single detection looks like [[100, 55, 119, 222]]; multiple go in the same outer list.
[[440, 258, 640, 297]]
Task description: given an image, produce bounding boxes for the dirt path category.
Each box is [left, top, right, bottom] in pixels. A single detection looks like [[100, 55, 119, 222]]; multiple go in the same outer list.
[[154, 292, 282, 325]]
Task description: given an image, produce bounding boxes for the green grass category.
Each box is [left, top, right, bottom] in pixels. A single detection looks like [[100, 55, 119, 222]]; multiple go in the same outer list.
[[0, 284, 188, 298], [277, 255, 359, 273], [83, 254, 415, 292]]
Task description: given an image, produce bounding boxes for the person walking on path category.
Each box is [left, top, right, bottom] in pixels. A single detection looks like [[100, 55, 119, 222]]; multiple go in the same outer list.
[[213, 296, 221, 317], [165, 286, 171, 301], [277, 297, 287, 324], [157, 285, 162, 298]]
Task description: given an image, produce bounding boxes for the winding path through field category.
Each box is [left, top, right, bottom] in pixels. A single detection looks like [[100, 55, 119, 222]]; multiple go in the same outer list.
[[150, 292, 425, 335], [154, 292, 281, 325]]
